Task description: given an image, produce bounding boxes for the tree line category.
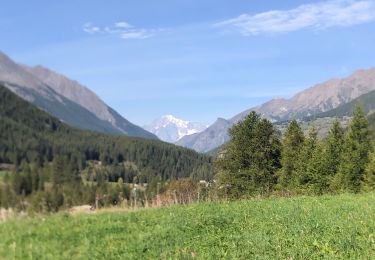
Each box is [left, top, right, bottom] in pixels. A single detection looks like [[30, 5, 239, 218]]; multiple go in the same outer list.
[[215, 106, 375, 199]]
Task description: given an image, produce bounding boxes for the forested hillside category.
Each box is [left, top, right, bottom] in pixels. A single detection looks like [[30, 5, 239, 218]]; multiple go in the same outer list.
[[0, 85, 210, 179], [0, 85, 211, 211]]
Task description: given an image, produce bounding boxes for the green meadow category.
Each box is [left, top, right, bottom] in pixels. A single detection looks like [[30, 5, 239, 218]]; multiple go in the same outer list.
[[1, 193, 375, 259]]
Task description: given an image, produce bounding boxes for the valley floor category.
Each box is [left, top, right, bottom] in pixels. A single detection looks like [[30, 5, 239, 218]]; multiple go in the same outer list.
[[1, 193, 375, 259]]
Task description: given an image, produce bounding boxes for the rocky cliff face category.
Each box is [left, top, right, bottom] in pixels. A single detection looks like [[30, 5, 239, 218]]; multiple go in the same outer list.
[[0, 51, 157, 139], [21, 65, 117, 125], [247, 68, 375, 121], [178, 68, 375, 152], [0, 52, 52, 100]]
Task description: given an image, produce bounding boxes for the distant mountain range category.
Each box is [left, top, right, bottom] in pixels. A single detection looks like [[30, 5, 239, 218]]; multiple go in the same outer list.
[[144, 115, 206, 143], [2, 49, 374, 152], [177, 68, 375, 152], [0, 51, 157, 140]]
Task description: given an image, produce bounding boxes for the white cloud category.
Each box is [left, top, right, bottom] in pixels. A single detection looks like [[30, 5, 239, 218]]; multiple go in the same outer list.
[[83, 23, 101, 34], [82, 21, 159, 40], [121, 30, 153, 39], [215, 0, 375, 36], [115, 21, 132, 29]]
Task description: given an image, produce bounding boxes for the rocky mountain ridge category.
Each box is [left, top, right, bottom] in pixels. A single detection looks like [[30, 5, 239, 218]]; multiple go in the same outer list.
[[0, 51, 157, 139], [178, 68, 375, 152]]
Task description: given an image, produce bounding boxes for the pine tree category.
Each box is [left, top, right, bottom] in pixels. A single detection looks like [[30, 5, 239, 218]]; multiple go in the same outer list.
[[30, 162, 41, 192], [311, 120, 344, 193], [324, 120, 344, 179], [11, 169, 23, 195], [216, 112, 281, 197], [52, 155, 65, 186], [278, 120, 305, 189], [307, 141, 332, 195], [294, 127, 318, 191], [335, 106, 371, 193]]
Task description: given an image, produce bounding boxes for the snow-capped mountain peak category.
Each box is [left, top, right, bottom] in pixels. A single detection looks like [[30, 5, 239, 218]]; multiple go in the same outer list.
[[158, 115, 191, 129], [144, 115, 207, 143]]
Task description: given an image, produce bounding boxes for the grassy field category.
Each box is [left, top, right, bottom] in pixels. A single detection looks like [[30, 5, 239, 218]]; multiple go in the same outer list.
[[0, 171, 8, 181], [1, 193, 375, 259]]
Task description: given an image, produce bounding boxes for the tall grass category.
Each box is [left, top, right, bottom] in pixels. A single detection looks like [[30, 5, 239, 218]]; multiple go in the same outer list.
[[1, 193, 375, 259]]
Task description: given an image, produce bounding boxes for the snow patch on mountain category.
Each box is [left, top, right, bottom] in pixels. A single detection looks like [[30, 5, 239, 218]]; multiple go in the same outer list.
[[144, 115, 207, 143]]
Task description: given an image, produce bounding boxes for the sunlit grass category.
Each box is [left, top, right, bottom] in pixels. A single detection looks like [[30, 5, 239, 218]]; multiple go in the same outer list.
[[1, 193, 375, 259]]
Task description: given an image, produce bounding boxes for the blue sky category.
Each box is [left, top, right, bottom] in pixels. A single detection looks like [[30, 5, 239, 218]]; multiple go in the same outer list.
[[1, 0, 375, 126]]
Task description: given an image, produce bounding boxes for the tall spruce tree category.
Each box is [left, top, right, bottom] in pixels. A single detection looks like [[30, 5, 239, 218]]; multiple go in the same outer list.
[[312, 120, 344, 193], [324, 120, 344, 179], [278, 120, 305, 189], [294, 127, 318, 191], [216, 111, 281, 198], [52, 155, 66, 186], [307, 142, 326, 194], [320, 120, 344, 192], [335, 106, 371, 193]]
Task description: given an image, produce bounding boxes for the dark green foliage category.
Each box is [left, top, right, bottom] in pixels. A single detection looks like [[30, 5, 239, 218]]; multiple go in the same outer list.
[[216, 112, 281, 197], [324, 121, 344, 178], [334, 106, 372, 192], [275, 109, 375, 195], [52, 156, 66, 186], [215, 109, 374, 199], [278, 120, 305, 189], [312, 121, 344, 194], [294, 127, 318, 189], [191, 164, 213, 181], [305, 142, 326, 194]]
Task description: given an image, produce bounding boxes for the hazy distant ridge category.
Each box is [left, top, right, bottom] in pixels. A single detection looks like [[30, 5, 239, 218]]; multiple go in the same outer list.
[[178, 68, 375, 152]]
